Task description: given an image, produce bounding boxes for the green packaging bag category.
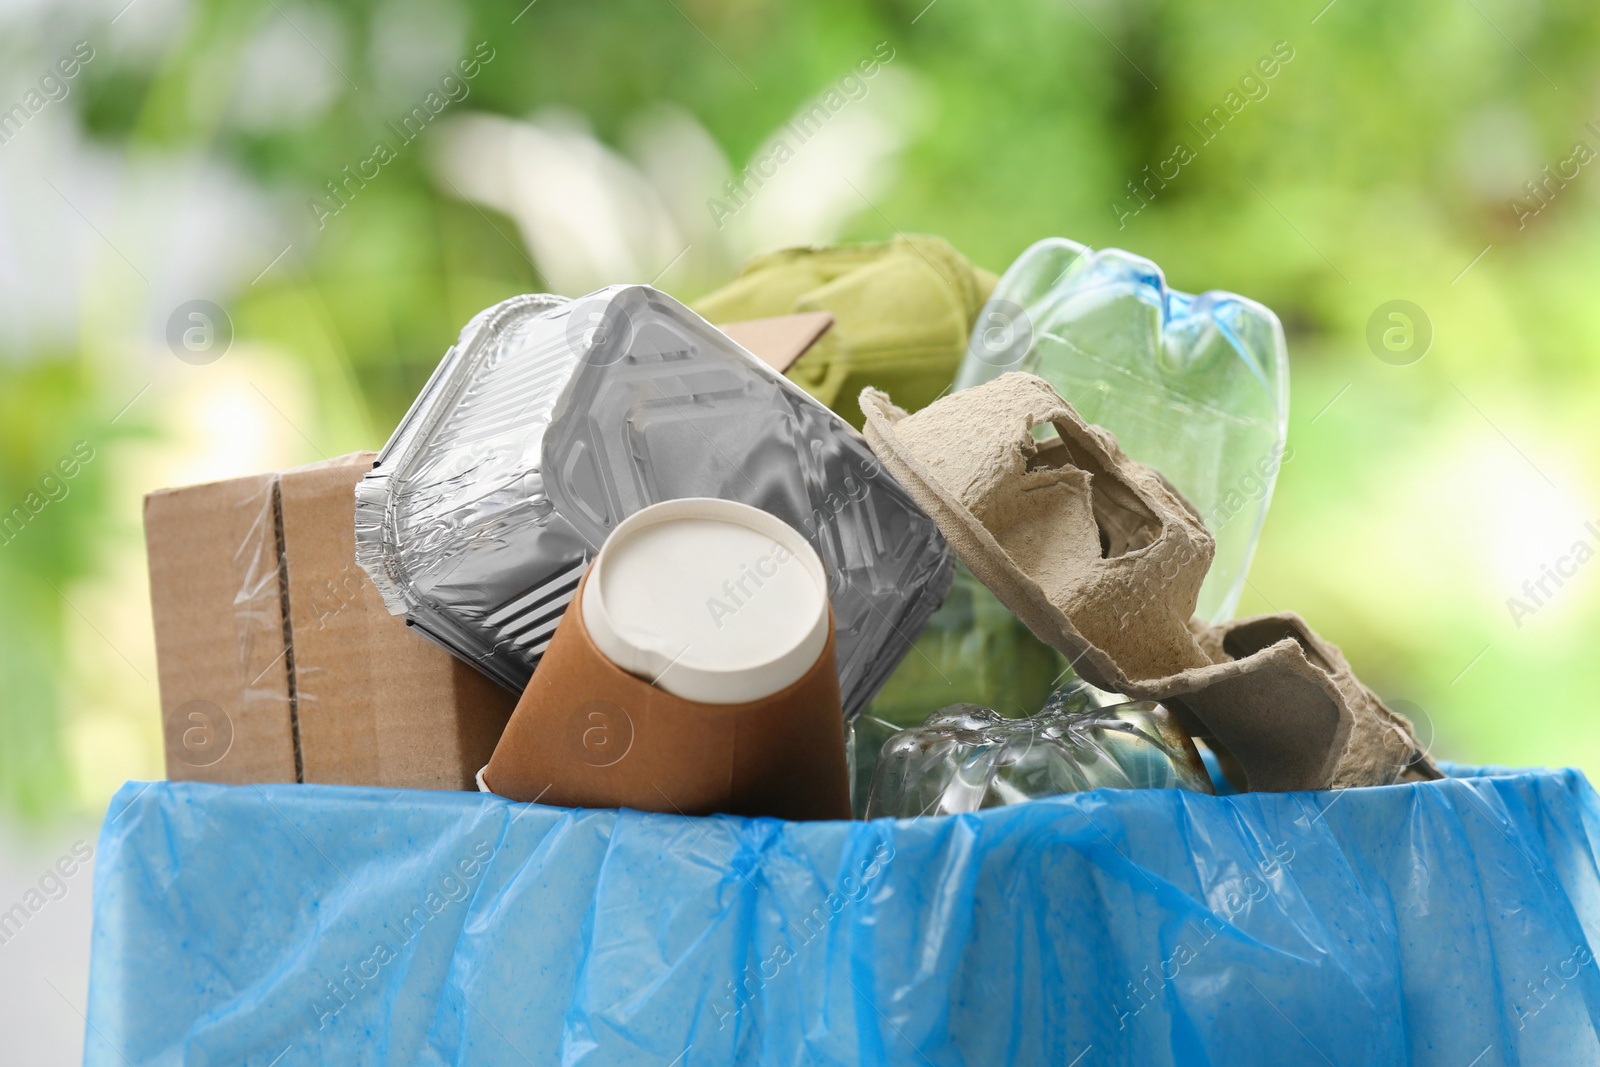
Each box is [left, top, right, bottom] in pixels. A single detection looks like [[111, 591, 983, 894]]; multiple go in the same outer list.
[[694, 236, 997, 427]]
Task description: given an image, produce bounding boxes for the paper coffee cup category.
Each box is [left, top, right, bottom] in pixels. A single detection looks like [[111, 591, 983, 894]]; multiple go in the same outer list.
[[483, 500, 850, 820]]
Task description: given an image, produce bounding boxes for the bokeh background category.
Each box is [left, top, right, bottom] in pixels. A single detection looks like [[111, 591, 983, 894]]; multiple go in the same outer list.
[[4, 0, 1598, 1055]]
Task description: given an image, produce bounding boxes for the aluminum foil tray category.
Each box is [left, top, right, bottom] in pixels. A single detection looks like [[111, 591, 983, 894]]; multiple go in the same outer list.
[[355, 285, 953, 718]]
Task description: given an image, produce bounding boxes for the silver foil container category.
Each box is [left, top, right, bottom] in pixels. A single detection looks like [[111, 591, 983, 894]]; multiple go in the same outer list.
[[355, 285, 953, 718]]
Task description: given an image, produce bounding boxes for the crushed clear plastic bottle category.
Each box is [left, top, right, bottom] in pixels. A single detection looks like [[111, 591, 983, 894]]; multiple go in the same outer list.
[[863, 691, 1213, 819]]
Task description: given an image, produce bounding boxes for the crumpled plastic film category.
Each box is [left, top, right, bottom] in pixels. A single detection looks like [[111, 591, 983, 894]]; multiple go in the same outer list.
[[88, 767, 1600, 1065]]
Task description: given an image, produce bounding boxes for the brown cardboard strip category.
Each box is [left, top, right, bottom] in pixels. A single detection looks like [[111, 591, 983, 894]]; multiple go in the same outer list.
[[719, 312, 836, 375]]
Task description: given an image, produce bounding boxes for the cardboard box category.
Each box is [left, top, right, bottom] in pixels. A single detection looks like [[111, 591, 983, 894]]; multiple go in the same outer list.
[[145, 453, 516, 790]]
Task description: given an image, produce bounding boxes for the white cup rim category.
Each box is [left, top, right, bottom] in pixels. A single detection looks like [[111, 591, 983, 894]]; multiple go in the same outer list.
[[581, 498, 830, 705]]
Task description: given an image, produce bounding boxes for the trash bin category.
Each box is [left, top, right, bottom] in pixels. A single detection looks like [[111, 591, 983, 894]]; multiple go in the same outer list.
[[85, 765, 1600, 1065]]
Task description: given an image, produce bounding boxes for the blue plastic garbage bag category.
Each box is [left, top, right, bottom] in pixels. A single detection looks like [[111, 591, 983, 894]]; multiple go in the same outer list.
[[86, 766, 1600, 1066]]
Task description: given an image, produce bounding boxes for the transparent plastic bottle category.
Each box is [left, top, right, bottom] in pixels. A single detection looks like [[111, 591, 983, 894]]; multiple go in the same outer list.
[[953, 238, 1289, 621]]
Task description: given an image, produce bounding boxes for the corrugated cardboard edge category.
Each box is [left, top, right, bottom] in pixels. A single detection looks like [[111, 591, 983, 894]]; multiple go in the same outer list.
[[269, 476, 305, 783]]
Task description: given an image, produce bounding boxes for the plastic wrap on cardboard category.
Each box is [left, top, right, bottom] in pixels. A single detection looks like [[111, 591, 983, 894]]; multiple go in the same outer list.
[[145, 469, 300, 783], [355, 285, 953, 717], [87, 768, 1600, 1064], [224, 478, 296, 776], [864, 696, 1212, 819], [953, 237, 1289, 621]]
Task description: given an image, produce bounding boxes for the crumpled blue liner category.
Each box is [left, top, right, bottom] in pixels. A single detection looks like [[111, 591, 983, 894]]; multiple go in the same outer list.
[[86, 765, 1600, 1066]]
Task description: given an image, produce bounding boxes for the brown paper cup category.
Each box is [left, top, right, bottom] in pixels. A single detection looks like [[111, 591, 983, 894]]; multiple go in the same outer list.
[[483, 570, 851, 821]]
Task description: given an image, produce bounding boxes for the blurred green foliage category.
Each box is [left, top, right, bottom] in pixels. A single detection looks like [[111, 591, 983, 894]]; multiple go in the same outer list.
[[5, 0, 1600, 817]]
